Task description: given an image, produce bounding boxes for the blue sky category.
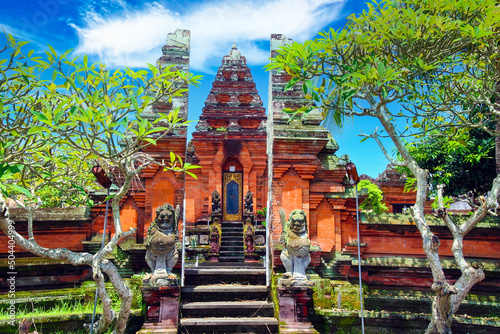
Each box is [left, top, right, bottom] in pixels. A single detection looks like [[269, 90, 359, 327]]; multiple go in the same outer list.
[[0, 0, 395, 178]]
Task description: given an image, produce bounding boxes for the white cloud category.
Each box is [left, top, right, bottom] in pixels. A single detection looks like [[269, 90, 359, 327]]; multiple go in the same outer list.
[[70, 0, 346, 72]]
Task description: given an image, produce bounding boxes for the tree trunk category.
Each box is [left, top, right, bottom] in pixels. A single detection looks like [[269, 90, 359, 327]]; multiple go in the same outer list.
[[426, 295, 453, 334], [0, 190, 134, 334], [495, 81, 500, 174], [375, 107, 498, 334]]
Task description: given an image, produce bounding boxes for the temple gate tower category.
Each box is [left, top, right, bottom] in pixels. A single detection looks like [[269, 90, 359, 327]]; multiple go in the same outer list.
[[185, 44, 268, 225]]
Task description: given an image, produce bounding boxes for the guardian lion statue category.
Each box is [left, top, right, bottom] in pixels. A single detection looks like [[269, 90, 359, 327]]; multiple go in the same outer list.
[[279, 209, 314, 287], [144, 203, 180, 286]]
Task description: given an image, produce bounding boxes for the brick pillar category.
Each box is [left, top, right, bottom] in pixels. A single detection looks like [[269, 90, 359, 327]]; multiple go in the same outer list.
[[278, 286, 319, 333], [138, 286, 180, 333]]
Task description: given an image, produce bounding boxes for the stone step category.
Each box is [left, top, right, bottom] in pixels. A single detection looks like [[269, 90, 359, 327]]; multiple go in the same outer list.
[[221, 231, 244, 237], [220, 256, 245, 263], [221, 225, 243, 230], [137, 321, 177, 333], [195, 262, 264, 268], [280, 323, 319, 334], [179, 317, 279, 333], [181, 300, 274, 318], [220, 245, 244, 251], [220, 239, 244, 244], [185, 268, 266, 275], [220, 227, 243, 231], [184, 267, 266, 285], [181, 285, 268, 302], [220, 250, 245, 254], [220, 245, 244, 249]]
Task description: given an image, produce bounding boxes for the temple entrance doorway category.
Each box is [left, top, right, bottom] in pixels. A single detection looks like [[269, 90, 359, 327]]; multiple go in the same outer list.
[[222, 158, 243, 221]]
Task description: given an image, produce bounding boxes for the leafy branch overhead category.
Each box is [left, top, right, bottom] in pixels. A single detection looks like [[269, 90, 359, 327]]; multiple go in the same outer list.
[[0, 31, 201, 334]]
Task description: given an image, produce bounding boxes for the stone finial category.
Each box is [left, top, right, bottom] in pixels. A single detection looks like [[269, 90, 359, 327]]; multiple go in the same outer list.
[[165, 29, 190, 49], [271, 34, 293, 51], [195, 119, 210, 131], [222, 42, 246, 66], [205, 93, 217, 105], [250, 94, 263, 106], [229, 43, 241, 60]]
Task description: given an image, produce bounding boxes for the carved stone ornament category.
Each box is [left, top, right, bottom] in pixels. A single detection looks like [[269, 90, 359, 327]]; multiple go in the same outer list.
[[244, 190, 253, 215], [209, 224, 220, 253], [143, 203, 180, 286], [279, 209, 314, 287], [244, 218, 255, 254], [211, 190, 221, 214]]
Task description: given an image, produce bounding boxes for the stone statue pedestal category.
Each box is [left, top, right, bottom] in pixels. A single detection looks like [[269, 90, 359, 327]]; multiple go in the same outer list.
[[278, 286, 319, 334], [137, 286, 180, 333]]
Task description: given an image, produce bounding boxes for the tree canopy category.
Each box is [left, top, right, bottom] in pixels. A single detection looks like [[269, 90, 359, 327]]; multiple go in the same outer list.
[[357, 180, 388, 213], [0, 32, 201, 333], [403, 128, 496, 198]]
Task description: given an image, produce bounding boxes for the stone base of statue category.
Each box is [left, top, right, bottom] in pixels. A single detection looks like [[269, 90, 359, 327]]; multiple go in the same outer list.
[[278, 273, 314, 287], [278, 286, 319, 334], [142, 270, 179, 287], [137, 285, 180, 334], [206, 253, 219, 262]]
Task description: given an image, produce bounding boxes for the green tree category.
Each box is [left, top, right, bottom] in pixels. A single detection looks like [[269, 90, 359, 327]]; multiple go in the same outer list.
[[357, 180, 388, 213], [404, 128, 495, 198], [0, 33, 201, 333], [267, 1, 500, 332]]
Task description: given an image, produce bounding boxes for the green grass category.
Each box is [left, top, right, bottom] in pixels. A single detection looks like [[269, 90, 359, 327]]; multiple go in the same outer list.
[[0, 285, 125, 321], [0, 299, 103, 320]]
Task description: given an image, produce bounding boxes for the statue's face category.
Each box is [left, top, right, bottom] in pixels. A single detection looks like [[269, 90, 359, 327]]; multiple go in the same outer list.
[[290, 213, 306, 234], [157, 209, 174, 231]]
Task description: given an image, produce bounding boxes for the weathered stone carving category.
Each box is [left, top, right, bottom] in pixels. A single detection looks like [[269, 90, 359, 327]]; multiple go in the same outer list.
[[209, 224, 220, 253], [244, 190, 253, 215], [211, 190, 221, 214], [244, 218, 255, 254], [144, 203, 180, 286], [279, 209, 314, 287]]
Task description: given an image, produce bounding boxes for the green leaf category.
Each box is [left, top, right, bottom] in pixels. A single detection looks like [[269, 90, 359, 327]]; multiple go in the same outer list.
[[104, 194, 116, 201], [27, 126, 50, 135], [185, 171, 198, 180], [284, 77, 300, 91], [131, 95, 139, 112], [302, 82, 308, 95], [170, 151, 175, 164], [5, 184, 32, 198], [142, 137, 157, 145]]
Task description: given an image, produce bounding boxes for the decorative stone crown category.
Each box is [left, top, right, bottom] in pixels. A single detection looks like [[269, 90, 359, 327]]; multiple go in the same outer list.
[[222, 43, 247, 66]]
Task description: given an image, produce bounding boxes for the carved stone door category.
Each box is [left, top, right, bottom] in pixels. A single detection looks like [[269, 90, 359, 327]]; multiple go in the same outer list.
[[223, 172, 242, 221]]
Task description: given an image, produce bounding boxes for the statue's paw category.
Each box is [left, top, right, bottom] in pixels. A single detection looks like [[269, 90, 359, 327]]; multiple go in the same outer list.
[[282, 272, 293, 279]]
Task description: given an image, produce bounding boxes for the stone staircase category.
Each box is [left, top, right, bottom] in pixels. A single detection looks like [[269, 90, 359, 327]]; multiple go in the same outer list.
[[219, 221, 245, 262], [179, 263, 278, 333]]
